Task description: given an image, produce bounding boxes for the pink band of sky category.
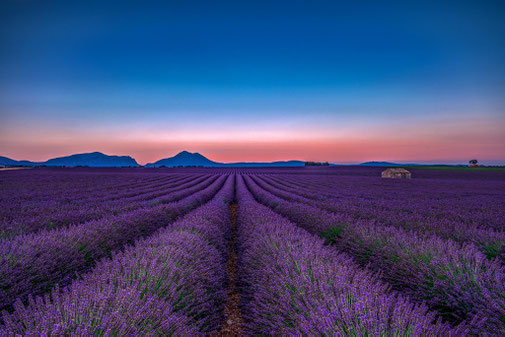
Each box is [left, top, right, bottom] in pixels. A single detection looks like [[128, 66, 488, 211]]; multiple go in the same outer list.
[[1, 113, 503, 165]]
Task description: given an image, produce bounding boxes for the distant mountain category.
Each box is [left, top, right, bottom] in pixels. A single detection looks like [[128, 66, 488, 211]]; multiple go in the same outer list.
[[0, 156, 24, 166], [146, 151, 305, 167], [0, 156, 36, 166], [146, 151, 220, 167], [1, 151, 467, 168], [1, 151, 466, 168], [359, 161, 403, 167], [0, 152, 139, 167], [3, 151, 304, 168], [359, 161, 424, 167], [43, 152, 139, 167]]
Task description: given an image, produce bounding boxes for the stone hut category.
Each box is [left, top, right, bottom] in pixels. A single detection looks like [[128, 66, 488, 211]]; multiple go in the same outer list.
[[381, 168, 411, 179]]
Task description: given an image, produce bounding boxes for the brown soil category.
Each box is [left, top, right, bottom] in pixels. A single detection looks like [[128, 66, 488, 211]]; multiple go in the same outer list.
[[211, 203, 243, 336]]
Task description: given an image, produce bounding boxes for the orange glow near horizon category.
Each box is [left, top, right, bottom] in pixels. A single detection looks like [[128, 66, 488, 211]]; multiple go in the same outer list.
[[1, 114, 504, 165], [1, 135, 503, 166]]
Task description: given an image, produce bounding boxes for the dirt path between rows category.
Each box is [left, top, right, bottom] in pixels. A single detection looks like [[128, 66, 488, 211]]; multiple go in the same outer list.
[[212, 203, 243, 336]]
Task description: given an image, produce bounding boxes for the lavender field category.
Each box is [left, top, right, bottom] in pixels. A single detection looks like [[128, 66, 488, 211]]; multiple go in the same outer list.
[[1, 167, 504, 335]]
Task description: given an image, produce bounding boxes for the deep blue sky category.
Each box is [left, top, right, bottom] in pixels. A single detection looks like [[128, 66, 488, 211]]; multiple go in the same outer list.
[[1, 0, 504, 164]]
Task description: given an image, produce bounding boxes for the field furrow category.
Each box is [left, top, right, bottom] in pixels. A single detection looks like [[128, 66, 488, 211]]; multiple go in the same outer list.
[[0, 175, 226, 312], [254, 174, 505, 263], [235, 175, 460, 335], [0, 175, 235, 335], [0, 174, 211, 237], [1, 167, 504, 335], [243, 174, 505, 333]]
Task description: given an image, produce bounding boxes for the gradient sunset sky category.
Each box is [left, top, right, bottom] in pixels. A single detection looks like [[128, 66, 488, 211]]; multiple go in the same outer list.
[[1, 1, 504, 165]]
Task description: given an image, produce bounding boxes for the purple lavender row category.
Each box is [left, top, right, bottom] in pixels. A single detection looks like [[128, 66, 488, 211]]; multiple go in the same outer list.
[[0, 170, 168, 204], [0, 173, 222, 309], [0, 172, 191, 227], [95, 174, 200, 200], [244, 175, 505, 334], [270, 172, 504, 217], [0, 174, 207, 239], [268, 173, 505, 230], [0, 175, 227, 313], [268, 174, 505, 262], [79, 173, 202, 202], [235, 175, 461, 335], [256, 175, 505, 262], [0, 174, 201, 231], [0, 175, 235, 335], [107, 174, 209, 203], [0, 174, 212, 238], [54, 174, 194, 204], [0, 172, 179, 232], [259, 173, 505, 259]]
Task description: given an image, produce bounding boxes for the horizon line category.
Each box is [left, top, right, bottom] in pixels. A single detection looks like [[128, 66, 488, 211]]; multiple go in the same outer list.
[[2, 150, 504, 166]]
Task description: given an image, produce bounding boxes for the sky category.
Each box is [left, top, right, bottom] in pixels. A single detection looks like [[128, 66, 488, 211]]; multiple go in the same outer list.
[[1, 0, 504, 165]]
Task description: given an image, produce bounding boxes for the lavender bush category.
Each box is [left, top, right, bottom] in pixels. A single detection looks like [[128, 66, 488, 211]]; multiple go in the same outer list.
[[0, 175, 226, 312], [0, 175, 235, 335], [1, 166, 504, 335], [235, 175, 461, 335], [0, 173, 211, 237], [244, 174, 505, 333]]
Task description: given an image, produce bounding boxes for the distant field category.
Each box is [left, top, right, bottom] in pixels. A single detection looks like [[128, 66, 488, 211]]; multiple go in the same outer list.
[[0, 167, 504, 335], [408, 165, 505, 171]]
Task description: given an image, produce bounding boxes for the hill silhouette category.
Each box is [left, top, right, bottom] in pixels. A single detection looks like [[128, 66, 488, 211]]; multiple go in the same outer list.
[[0, 152, 139, 167], [146, 151, 305, 167]]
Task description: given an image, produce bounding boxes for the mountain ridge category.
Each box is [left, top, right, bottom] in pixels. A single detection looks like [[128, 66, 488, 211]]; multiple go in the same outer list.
[[0, 152, 139, 167], [1, 151, 471, 168], [145, 151, 220, 167], [145, 151, 306, 167]]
